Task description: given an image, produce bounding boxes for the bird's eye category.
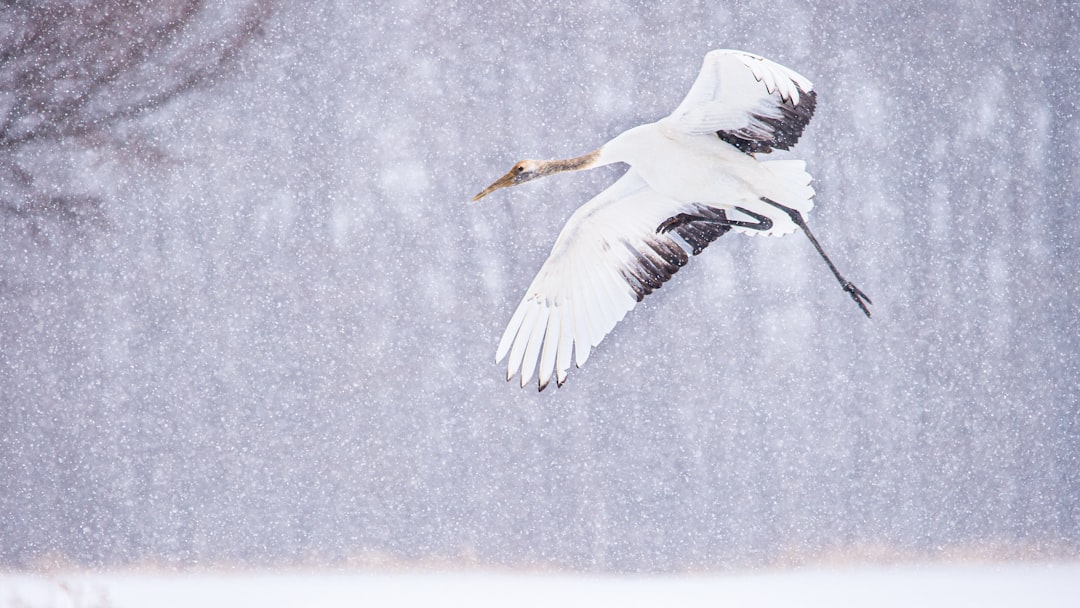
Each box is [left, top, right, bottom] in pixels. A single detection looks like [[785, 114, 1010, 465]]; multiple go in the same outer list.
[[514, 165, 524, 174]]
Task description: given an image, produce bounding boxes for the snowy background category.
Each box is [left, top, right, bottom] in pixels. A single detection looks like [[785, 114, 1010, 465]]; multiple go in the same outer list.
[[1, 0, 1077, 581]]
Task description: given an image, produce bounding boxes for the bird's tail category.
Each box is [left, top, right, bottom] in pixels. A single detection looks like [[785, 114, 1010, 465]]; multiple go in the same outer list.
[[733, 160, 815, 236]]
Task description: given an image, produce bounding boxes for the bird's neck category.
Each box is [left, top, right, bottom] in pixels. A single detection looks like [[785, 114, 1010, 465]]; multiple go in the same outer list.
[[539, 149, 604, 176]]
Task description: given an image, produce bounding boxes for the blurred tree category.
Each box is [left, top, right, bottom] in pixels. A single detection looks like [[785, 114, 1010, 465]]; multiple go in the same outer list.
[[0, 0, 274, 224]]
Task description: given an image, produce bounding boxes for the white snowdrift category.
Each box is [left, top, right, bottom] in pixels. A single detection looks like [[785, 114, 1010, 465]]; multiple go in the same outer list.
[[1, 562, 1077, 608]]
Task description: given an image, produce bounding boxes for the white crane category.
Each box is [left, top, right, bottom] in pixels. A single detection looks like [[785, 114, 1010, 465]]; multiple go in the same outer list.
[[474, 49, 871, 391]]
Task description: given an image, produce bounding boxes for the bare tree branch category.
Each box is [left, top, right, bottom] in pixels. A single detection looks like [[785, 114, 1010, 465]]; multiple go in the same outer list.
[[0, 0, 275, 214]]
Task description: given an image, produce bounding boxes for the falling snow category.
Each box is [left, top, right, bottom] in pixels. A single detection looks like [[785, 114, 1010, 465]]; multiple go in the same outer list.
[[0, 0, 1077, 587]]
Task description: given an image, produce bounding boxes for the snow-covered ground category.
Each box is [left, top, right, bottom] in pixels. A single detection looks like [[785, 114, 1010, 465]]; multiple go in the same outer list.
[[2, 562, 1077, 608]]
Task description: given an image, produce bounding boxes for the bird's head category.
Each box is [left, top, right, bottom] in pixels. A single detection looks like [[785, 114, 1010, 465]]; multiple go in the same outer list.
[[472, 160, 543, 201]]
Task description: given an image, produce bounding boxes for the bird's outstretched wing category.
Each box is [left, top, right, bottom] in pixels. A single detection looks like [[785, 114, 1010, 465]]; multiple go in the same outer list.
[[495, 171, 730, 391], [667, 49, 816, 154]]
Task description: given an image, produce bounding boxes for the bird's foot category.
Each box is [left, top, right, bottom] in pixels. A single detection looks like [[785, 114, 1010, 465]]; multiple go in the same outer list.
[[656, 213, 707, 234], [843, 280, 873, 318], [658, 208, 772, 234]]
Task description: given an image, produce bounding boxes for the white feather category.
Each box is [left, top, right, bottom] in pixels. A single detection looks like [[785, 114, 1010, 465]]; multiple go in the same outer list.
[[669, 49, 814, 136]]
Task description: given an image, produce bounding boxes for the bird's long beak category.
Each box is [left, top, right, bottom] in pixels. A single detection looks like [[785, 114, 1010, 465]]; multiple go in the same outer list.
[[472, 170, 518, 202]]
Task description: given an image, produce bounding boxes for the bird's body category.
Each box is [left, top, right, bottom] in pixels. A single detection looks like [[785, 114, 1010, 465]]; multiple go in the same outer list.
[[609, 123, 753, 206], [610, 122, 814, 234], [474, 50, 870, 390]]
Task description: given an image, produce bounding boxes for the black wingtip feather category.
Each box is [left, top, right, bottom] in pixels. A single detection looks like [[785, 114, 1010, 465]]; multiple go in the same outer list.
[[616, 205, 732, 305], [717, 87, 817, 155]]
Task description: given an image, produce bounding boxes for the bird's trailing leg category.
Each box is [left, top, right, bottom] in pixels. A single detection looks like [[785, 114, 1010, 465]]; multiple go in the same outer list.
[[757, 197, 872, 317], [657, 207, 772, 234], [658, 199, 872, 317]]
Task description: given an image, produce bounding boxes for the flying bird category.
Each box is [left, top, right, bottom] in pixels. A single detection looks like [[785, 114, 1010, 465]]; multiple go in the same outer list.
[[474, 49, 871, 391]]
